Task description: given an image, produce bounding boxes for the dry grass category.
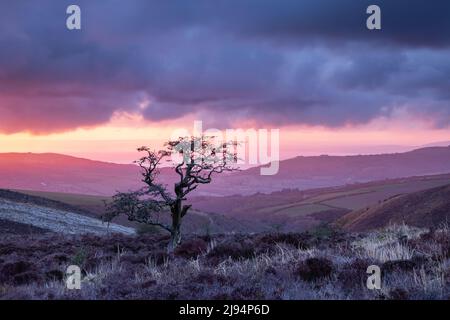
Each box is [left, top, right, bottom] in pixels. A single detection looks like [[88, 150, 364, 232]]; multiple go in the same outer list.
[[0, 224, 449, 300]]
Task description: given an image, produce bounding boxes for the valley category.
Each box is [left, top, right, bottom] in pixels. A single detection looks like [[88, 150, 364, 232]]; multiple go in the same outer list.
[[4, 172, 450, 235]]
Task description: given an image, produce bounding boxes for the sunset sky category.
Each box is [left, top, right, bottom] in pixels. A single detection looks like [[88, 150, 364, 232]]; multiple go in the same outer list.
[[0, 1, 449, 163]]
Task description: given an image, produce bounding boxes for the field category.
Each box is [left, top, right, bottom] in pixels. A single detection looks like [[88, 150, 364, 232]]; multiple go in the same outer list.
[[12, 174, 450, 234], [11, 190, 110, 215], [0, 192, 134, 236], [9, 189, 265, 235], [257, 175, 450, 215]]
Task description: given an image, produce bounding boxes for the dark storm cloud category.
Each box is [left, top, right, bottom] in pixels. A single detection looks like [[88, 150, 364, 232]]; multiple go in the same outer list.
[[0, 0, 449, 133]]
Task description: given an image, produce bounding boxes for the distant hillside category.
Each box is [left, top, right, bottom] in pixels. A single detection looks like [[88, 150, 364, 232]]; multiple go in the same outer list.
[[227, 146, 450, 194], [4, 174, 450, 235], [0, 153, 149, 195], [10, 189, 267, 234], [0, 190, 135, 235], [191, 173, 450, 231], [336, 184, 450, 231], [0, 146, 450, 196]]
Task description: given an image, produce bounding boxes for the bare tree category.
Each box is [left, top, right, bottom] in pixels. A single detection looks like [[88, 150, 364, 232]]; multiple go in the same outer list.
[[103, 135, 238, 251]]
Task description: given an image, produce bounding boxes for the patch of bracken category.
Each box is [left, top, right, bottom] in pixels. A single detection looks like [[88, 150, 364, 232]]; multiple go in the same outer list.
[[140, 279, 157, 289], [83, 256, 104, 271], [264, 266, 278, 276], [0, 261, 36, 284], [120, 253, 148, 265], [0, 244, 21, 256], [435, 232, 450, 258], [389, 288, 409, 300], [194, 270, 229, 285], [295, 257, 334, 282], [212, 293, 233, 300], [206, 242, 255, 261], [419, 231, 434, 241], [337, 258, 372, 290], [40, 253, 70, 265], [230, 285, 265, 299], [258, 233, 310, 249], [45, 269, 65, 281], [0, 227, 449, 300], [13, 271, 43, 285], [149, 250, 169, 265], [382, 260, 416, 273], [410, 255, 430, 270], [174, 238, 208, 258]]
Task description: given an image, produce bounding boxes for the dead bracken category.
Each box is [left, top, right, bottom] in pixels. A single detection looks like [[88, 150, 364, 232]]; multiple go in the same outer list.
[[0, 224, 448, 300]]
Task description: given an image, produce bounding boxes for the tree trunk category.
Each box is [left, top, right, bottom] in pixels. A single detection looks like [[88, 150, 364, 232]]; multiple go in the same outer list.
[[168, 199, 182, 252], [169, 223, 181, 252]]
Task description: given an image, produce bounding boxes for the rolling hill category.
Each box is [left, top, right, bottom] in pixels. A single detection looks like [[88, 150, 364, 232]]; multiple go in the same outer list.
[[190, 173, 450, 231], [6, 189, 266, 235], [228, 145, 450, 194], [0, 153, 142, 195], [0, 190, 135, 235], [335, 184, 450, 231], [0, 146, 450, 196], [12, 173, 450, 233]]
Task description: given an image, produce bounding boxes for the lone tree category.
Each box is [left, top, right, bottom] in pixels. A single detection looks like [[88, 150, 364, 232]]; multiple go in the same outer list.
[[103, 135, 238, 251]]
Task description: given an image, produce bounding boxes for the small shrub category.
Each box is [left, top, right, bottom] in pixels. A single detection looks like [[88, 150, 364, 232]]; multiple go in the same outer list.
[[259, 233, 309, 249], [120, 253, 148, 265], [0, 261, 35, 284], [136, 224, 161, 236], [309, 224, 343, 241], [231, 285, 265, 299], [140, 279, 157, 289], [206, 242, 255, 261], [382, 260, 416, 273], [84, 256, 103, 271], [337, 258, 372, 290], [296, 257, 334, 282], [174, 238, 208, 259], [71, 247, 88, 267], [41, 253, 69, 265], [45, 269, 65, 281], [194, 270, 228, 285], [389, 288, 409, 300], [149, 250, 169, 266], [265, 266, 278, 276], [202, 223, 212, 239], [13, 271, 43, 285]]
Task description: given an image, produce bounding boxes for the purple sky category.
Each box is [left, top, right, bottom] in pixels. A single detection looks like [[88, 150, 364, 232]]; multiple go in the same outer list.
[[0, 0, 449, 135]]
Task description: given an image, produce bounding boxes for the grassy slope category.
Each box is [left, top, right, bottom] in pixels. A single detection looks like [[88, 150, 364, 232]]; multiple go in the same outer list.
[[12, 173, 450, 233], [0, 191, 135, 235], [336, 184, 450, 231], [11, 189, 266, 234], [192, 174, 450, 231], [257, 174, 450, 215], [10, 189, 110, 216]]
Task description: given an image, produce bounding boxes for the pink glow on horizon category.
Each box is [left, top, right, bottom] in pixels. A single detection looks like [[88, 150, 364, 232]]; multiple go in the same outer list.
[[0, 112, 448, 164]]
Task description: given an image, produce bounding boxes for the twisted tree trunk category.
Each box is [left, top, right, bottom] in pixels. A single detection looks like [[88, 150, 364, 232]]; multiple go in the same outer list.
[[169, 206, 182, 252]]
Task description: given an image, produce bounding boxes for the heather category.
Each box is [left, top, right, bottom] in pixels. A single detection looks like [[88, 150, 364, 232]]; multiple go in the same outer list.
[[0, 224, 449, 300]]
